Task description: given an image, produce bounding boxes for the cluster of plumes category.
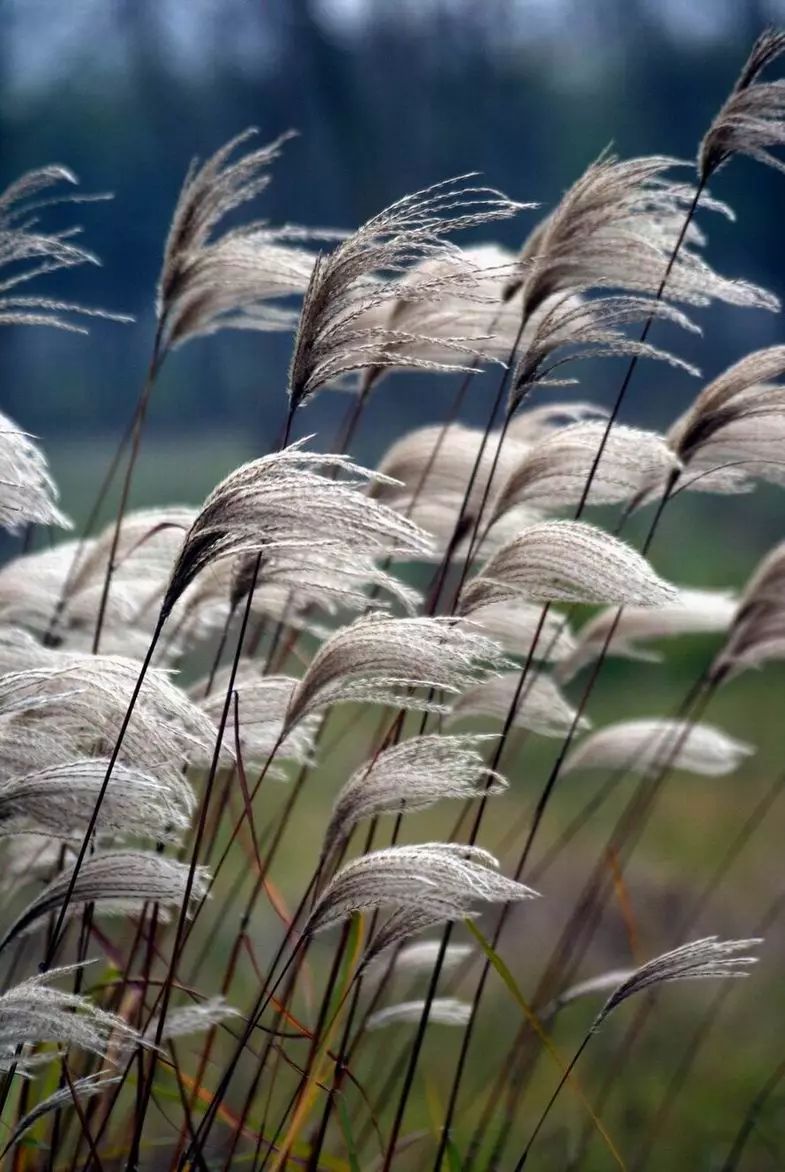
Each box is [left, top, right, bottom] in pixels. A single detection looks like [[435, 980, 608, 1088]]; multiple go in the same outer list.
[[4, 53, 785, 1161]]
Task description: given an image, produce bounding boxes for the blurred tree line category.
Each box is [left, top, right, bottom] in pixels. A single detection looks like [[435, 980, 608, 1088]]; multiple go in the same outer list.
[[2, 0, 785, 462]]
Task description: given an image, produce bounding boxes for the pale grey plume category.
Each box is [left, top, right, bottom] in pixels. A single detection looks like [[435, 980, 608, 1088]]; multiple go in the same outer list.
[[509, 291, 702, 413], [195, 667, 318, 769], [0, 966, 139, 1073], [365, 940, 474, 984], [0, 163, 131, 333], [0, 758, 190, 843], [143, 996, 240, 1042], [506, 153, 776, 315], [0, 411, 70, 534], [664, 346, 785, 496], [507, 400, 608, 444], [161, 442, 431, 615], [699, 30, 785, 179], [305, 843, 538, 938], [589, 937, 761, 1034], [156, 129, 333, 351], [561, 718, 754, 779], [460, 599, 576, 661], [367, 998, 471, 1031], [713, 541, 785, 677], [0, 648, 220, 799], [284, 613, 508, 728], [0, 835, 75, 898], [321, 734, 506, 859], [490, 421, 680, 521], [0, 851, 209, 952], [447, 670, 590, 739], [543, 969, 637, 1021], [357, 243, 526, 393], [556, 587, 737, 682], [0, 1071, 119, 1156], [373, 421, 531, 558], [459, 520, 676, 610], [288, 176, 529, 409]]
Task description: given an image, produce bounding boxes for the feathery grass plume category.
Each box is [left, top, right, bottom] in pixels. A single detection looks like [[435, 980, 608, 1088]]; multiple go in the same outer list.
[[355, 243, 527, 394], [0, 647, 220, 799], [365, 940, 474, 983], [156, 129, 331, 350], [518, 937, 761, 1164], [305, 843, 538, 938], [0, 835, 74, 897], [459, 520, 676, 611], [0, 966, 139, 1073], [283, 613, 508, 728], [0, 1072, 120, 1157], [367, 998, 472, 1030], [561, 719, 754, 778], [0, 758, 190, 843], [712, 541, 785, 677], [508, 292, 702, 413], [543, 969, 637, 1020], [590, 937, 761, 1030], [160, 442, 431, 616], [447, 670, 589, 739], [143, 996, 240, 1042], [460, 599, 577, 661], [373, 421, 532, 556], [0, 411, 70, 533], [0, 851, 209, 952], [506, 153, 775, 312], [489, 421, 680, 521], [699, 29, 785, 180], [507, 399, 608, 442], [0, 163, 130, 333], [662, 346, 785, 495], [287, 177, 529, 410], [195, 667, 318, 768], [321, 734, 507, 859], [556, 587, 737, 681]]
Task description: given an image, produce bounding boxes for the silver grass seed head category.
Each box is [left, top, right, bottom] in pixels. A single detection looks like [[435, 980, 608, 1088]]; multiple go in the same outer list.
[[162, 443, 432, 615], [321, 733, 507, 859], [700, 30, 785, 180], [143, 996, 240, 1043], [460, 599, 577, 662], [287, 176, 531, 410], [556, 587, 737, 682], [489, 420, 680, 521], [0, 411, 70, 534], [367, 998, 472, 1031], [284, 613, 509, 729], [561, 718, 754, 779], [714, 541, 785, 677], [459, 520, 676, 610], [0, 966, 140, 1072], [0, 851, 209, 953], [591, 937, 761, 1033], [306, 842, 538, 939], [448, 670, 590, 740]]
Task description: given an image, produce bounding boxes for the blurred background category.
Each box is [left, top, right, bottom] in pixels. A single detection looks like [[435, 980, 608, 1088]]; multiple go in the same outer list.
[[3, 3, 785, 1167]]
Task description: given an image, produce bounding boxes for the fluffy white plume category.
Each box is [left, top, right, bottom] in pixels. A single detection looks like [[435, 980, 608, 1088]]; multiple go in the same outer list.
[[0, 411, 70, 534], [144, 996, 240, 1042], [367, 998, 472, 1030], [321, 734, 506, 859], [448, 670, 589, 739], [460, 599, 576, 661], [0, 851, 209, 952], [284, 614, 508, 728], [195, 667, 318, 769], [700, 31, 785, 179], [562, 719, 754, 778], [713, 541, 785, 677], [162, 443, 431, 615], [557, 588, 737, 681], [306, 843, 538, 938], [460, 521, 676, 610]]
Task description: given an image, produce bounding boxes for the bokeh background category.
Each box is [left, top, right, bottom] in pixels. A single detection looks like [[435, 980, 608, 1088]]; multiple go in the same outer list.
[[3, 2, 785, 1168]]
